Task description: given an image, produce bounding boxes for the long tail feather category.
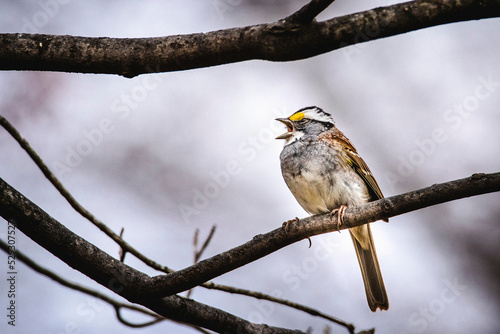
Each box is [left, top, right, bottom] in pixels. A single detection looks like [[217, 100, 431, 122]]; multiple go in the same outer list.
[[349, 224, 389, 312]]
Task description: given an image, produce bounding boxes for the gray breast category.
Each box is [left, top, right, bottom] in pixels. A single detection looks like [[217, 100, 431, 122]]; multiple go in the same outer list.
[[279, 136, 369, 215]]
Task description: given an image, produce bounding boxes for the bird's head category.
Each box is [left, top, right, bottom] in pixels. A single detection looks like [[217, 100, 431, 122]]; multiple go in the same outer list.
[[276, 106, 335, 144]]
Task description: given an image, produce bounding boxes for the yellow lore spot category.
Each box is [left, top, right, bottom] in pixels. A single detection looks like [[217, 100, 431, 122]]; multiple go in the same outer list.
[[289, 112, 305, 121]]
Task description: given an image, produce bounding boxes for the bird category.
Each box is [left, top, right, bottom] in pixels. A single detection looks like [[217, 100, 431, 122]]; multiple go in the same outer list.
[[276, 106, 389, 312]]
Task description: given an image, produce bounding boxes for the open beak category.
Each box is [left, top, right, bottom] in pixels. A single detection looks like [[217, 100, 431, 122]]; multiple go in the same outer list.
[[275, 118, 294, 139]]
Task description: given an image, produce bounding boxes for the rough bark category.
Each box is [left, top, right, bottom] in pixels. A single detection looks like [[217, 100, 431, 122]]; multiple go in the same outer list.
[[0, 0, 499, 77]]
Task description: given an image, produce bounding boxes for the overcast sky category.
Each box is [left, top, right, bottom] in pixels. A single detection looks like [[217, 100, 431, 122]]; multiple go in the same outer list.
[[1, 1, 500, 333]]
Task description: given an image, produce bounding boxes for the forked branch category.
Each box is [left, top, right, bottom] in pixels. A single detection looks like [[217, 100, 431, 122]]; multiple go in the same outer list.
[[0, 114, 353, 331], [0, 172, 498, 333]]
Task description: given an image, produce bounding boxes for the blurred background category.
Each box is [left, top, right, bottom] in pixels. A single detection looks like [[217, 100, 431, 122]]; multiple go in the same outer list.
[[1, 0, 499, 333]]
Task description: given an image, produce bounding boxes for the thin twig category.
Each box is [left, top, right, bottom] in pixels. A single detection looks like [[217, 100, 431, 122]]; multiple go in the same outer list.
[[195, 225, 217, 264], [113, 305, 164, 328], [119, 227, 126, 262], [188, 225, 217, 298], [0, 115, 173, 274], [0, 238, 164, 327], [203, 282, 355, 333], [193, 228, 200, 262]]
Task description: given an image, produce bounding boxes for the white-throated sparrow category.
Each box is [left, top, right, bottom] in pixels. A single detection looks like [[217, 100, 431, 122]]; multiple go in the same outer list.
[[276, 106, 389, 312]]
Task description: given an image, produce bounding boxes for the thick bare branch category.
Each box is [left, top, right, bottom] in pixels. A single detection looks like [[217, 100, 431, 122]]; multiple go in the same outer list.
[[0, 178, 303, 334], [0, 0, 499, 77], [0, 239, 165, 328]]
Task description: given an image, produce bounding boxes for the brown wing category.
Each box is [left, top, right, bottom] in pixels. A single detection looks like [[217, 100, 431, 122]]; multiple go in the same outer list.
[[343, 145, 384, 200], [322, 127, 384, 201], [321, 127, 389, 311]]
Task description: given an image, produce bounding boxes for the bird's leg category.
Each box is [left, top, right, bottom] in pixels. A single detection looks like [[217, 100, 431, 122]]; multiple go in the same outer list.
[[282, 217, 300, 232], [330, 205, 347, 231]]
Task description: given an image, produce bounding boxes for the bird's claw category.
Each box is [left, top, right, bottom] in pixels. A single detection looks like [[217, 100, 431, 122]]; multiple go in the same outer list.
[[282, 217, 300, 232], [330, 205, 347, 232]]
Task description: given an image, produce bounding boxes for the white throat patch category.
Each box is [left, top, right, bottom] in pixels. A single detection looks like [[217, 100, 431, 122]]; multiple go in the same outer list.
[[284, 129, 304, 146]]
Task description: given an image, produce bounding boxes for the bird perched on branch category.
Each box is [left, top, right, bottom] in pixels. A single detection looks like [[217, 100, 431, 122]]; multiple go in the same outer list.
[[276, 106, 389, 312]]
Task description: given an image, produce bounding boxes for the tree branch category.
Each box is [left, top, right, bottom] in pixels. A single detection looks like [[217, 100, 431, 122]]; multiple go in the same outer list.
[[0, 239, 166, 329], [1, 171, 498, 332], [194, 225, 217, 265], [283, 0, 337, 25], [0, 115, 354, 331], [0, 179, 303, 334], [1, 0, 499, 77], [187, 225, 217, 298]]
